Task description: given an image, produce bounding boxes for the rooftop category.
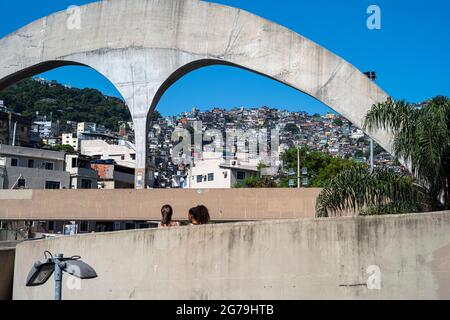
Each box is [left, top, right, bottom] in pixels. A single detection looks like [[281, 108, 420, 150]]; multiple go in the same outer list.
[[0, 144, 66, 161]]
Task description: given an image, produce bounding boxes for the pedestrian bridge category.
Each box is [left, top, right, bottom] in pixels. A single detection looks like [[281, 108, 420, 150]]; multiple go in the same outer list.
[[8, 211, 450, 300]]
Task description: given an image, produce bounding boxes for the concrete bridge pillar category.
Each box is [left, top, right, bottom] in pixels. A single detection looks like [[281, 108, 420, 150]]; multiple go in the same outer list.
[[71, 49, 206, 188], [132, 114, 151, 189], [119, 81, 162, 189]]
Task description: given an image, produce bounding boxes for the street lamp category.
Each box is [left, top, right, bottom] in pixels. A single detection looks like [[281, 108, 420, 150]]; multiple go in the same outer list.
[[364, 71, 377, 174], [363, 71, 377, 81], [301, 167, 309, 187], [26, 251, 97, 300]]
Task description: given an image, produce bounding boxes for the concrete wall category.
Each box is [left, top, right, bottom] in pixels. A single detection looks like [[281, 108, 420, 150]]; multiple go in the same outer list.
[[0, 248, 15, 300], [0, 111, 32, 147], [4, 167, 70, 190], [0, 230, 25, 241], [81, 140, 136, 168], [12, 211, 450, 300], [0, 189, 321, 221], [0, 144, 70, 189], [189, 157, 233, 189], [0, 241, 22, 248]]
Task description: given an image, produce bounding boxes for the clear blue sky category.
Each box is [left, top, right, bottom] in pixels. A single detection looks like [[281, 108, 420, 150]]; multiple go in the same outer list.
[[0, 0, 449, 116]]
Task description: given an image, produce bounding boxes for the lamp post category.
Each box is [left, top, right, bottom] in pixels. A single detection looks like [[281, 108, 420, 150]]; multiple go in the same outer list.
[[297, 146, 301, 189], [12, 121, 17, 146], [54, 254, 64, 300], [26, 251, 97, 300], [370, 138, 375, 174], [364, 71, 377, 174]]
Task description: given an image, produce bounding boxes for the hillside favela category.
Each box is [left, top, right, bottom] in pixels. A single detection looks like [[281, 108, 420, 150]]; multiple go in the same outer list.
[[0, 0, 449, 307]]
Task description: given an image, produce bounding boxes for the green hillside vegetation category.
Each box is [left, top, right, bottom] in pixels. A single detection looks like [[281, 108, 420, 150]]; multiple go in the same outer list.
[[0, 78, 160, 132]]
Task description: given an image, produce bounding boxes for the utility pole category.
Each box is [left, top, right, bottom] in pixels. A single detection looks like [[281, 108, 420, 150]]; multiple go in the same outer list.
[[370, 138, 374, 174], [364, 71, 377, 174], [12, 122, 17, 146], [54, 254, 64, 301], [297, 146, 301, 189]]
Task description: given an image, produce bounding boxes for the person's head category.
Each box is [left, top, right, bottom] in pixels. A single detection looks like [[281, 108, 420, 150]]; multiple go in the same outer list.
[[161, 205, 173, 226], [188, 205, 211, 225]]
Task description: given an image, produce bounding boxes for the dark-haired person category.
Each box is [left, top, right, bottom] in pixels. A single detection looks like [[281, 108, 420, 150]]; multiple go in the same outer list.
[[159, 205, 180, 228], [188, 205, 211, 225]]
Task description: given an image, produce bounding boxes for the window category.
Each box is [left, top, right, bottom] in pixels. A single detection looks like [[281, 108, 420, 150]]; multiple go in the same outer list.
[[125, 223, 136, 230], [237, 171, 246, 181], [130, 154, 136, 161], [11, 158, 18, 167], [45, 181, 60, 189], [80, 221, 89, 232], [81, 179, 92, 189], [208, 173, 214, 181], [47, 221, 54, 231], [44, 162, 54, 171], [72, 158, 77, 168], [28, 159, 34, 168], [17, 178, 26, 188], [197, 175, 203, 183]]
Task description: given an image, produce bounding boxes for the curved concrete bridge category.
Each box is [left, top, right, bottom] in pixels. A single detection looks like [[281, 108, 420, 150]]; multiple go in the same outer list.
[[0, 0, 391, 187]]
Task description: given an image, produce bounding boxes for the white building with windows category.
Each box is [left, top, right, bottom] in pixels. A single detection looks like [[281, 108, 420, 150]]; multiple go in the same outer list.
[[61, 133, 79, 151], [185, 152, 259, 189], [0, 144, 70, 189], [32, 120, 59, 139], [80, 139, 136, 168], [77, 122, 97, 135]]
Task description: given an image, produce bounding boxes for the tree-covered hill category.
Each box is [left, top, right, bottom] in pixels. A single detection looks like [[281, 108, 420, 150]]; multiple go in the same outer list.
[[0, 78, 133, 131]]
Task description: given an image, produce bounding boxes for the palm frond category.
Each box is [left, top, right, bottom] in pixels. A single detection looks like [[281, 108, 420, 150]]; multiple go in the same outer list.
[[316, 166, 424, 218], [363, 96, 450, 209]]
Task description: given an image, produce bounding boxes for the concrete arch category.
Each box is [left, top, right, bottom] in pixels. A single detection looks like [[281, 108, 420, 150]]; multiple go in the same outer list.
[[0, 61, 86, 90], [0, 0, 391, 188], [147, 58, 330, 116]]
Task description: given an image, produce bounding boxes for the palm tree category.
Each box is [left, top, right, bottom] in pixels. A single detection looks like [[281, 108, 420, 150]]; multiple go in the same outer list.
[[316, 96, 449, 217], [316, 164, 426, 217], [364, 96, 450, 210]]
